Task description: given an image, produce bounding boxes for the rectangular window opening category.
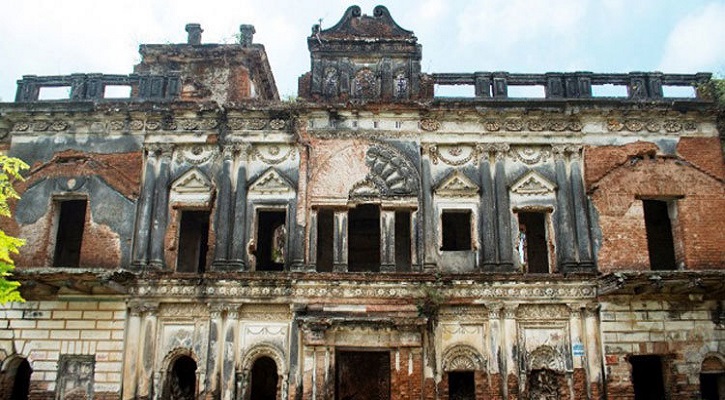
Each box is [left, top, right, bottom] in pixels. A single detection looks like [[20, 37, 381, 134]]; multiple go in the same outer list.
[[176, 210, 210, 273], [348, 204, 381, 272], [591, 84, 628, 97], [643, 200, 677, 271], [53, 199, 87, 268], [103, 85, 132, 99], [395, 210, 412, 271], [507, 85, 546, 98], [38, 86, 71, 100], [630, 355, 666, 400], [256, 210, 287, 271], [662, 85, 696, 98], [442, 210, 472, 251], [434, 84, 475, 98], [448, 371, 475, 400], [518, 212, 550, 273], [316, 209, 334, 272], [336, 351, 390, 400]]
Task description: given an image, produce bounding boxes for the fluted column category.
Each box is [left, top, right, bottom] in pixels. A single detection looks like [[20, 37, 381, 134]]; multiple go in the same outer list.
[[133, 149, 158, 267], [122, 303, 143, 400], [569, 146, 594, 268], [149, 145, 173, 268], [493, 144, 513, 270], [584, 304, 604, 400], [213, 146, 237, 269], [553, 145, 577, 270], [478, 147, 497, 270], [569, 304, 585, 399], [488, 303, 505, 399]]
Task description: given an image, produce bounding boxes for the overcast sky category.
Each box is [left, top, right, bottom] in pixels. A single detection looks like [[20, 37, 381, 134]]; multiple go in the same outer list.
[[2, 0, 724, 101]]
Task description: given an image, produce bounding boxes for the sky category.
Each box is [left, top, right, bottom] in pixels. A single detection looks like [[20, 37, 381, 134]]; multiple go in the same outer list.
[[1, 0, 724, 101]]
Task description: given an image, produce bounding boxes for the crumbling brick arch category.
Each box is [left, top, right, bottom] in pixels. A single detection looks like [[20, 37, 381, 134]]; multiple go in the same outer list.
[[0, 354, 33, 400], [159, 347, 200, 400], [525, 345, 567, 400], [237, 343, 288, 400]]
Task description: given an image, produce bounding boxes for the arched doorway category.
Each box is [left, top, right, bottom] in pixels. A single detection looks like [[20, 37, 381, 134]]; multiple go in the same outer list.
[[7, 358, 32, 400], [250, 356, 278, 400], [700, 355, 725, 400], [165, 355, 197, 400]]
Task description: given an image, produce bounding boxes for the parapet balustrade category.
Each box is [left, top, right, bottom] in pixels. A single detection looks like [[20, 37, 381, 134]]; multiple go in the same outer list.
[[15, 73, 180, 102], [431, 71, 712, 100]]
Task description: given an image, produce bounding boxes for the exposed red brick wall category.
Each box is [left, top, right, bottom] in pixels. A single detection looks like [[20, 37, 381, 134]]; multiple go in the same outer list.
[[677, 137, 725, 180], [488, 373, 504, 400], [506, 373, 518, 400], [572, 368, 587, 400], [584, 142, 659, 188], [19, 150, 142, 199], [589, 155, 725, 271]]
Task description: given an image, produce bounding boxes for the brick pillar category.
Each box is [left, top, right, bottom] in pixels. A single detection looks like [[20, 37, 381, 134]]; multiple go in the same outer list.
[[502, 304, 519, 400], [137, 303, 159, 399], [149, 146, 173, 268], [133, 149, 158, 266], [584, 304, 604, 400], [553, 145, 577, 270], [204, 304, 224, 398], [569, 147, 594, 268], [381, 209, 396, 272], [487, 304, 505, 400], [493, 145, 513, 270], [122, 303, 143, 400], [333, 210, 348, 272], [221, 307, 239, 400], [569, 305, 585, 399], [421, 147, 436, 271], [230, 146, 248, 269], [478, 149, 497, 270], [213, 146, 236, 269]]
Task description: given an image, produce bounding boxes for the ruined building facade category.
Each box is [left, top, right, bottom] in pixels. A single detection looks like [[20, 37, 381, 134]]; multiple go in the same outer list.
[[1, 6, 724, 400]]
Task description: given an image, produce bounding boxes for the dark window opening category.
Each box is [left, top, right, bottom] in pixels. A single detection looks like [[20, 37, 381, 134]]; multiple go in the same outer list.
[[630, 355, 665, 400], [167, 356, 197, 400], [700, 373, 725, 400], [448, 371, 475, 400], [256, 210, 286, 271], [250, 356, 278, 400], [10, 359, 32, 400], [176, 210, 210, 273], [442, 210, 471, 251], [348, 204, 381, 272], [395, 210, 412, 270], [518, 212, 549, 273], [643, 200, 677, 270], [53, 199, 87, 267], [336, 351, 390, 400], [316, 209, 334, 272]]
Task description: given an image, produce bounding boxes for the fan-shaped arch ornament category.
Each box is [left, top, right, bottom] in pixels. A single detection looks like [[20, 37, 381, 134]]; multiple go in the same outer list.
[[350, 143, 419, 199], [442, 345, 485, 371], [528, 345, 565, 372]]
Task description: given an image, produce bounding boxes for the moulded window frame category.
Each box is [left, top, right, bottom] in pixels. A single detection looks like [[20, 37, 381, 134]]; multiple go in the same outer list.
[[438, 205, 477, 252], [174, 206, 211, 274]]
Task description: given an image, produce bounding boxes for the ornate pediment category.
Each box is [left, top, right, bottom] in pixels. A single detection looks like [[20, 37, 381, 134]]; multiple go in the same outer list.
[[442, 345, 485, 372], [170, 168, 213, 204], [435, 171, 479, 197], [510, 171, 556, 197], [249, 168, 294, 196], [349, 143, 419, 199], [528, 345, 565, 372]]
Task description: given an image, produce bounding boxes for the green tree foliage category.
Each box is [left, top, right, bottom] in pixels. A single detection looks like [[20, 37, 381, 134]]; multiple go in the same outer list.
[[0, 155, 29, 304]]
